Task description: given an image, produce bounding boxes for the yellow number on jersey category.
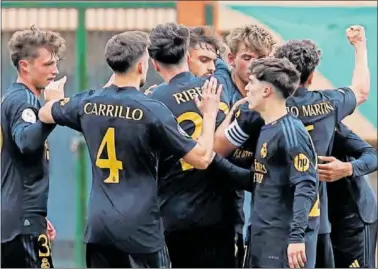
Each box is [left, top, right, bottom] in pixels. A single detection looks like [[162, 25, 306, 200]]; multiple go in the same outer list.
[[37, 234, 51, 257], [177, 102, 229, 171], [95, 127, 123, 183], [305, 124, 314, 132], [309, 194, 320, 217], [177, 112, 202, 171]]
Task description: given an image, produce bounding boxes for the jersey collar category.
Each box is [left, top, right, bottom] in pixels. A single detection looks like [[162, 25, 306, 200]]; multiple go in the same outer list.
[[295, 87, 309, 96], [169, 71, 194, 83]]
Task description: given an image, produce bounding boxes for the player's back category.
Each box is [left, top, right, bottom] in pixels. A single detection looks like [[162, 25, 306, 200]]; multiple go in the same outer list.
[[78, 86, 176, 253], [286, 86, 357, 234], [150, 71, 234, 232]]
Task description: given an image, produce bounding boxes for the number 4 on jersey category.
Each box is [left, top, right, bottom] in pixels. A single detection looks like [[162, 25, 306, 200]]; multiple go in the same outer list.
[[95, 127, 123, 183]]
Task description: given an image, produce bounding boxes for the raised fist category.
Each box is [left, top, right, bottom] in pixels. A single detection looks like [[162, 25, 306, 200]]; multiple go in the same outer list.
[[346, 25, 366, 47]]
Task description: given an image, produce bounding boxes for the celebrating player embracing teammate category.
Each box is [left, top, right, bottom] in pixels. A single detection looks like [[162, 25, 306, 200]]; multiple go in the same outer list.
[[1, 20, 376, 269]]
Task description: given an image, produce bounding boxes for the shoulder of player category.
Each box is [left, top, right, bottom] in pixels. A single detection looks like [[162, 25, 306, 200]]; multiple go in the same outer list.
[[309, 87, 352, 99], [134, 97, 171, 117], [239, 107, 262, 122], [278, 115, 309, 148], [2, 87, 38, 111]]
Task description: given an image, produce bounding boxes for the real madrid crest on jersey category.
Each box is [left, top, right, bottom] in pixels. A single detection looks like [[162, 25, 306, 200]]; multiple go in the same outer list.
[[235, 109, 241, 118], [21, 108, 37, 123], [260, 142, 267, 158], [60, 97, 70, 106]]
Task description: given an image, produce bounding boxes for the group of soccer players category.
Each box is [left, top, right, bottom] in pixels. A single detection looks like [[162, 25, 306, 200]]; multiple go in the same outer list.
[[1, 20, 377, 269]]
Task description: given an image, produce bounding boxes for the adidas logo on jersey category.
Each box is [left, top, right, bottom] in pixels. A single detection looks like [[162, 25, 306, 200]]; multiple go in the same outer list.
[[349, 259, 360, 268]]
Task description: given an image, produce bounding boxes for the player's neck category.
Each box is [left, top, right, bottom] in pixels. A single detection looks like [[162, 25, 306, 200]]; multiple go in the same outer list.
[[113, 74, 140, 89], [16, 75, 40, 98], [260, 101, 287, 125], [300, 82, 310, 89], [231, 71, 247, 97], [160, 66, 189, 83]]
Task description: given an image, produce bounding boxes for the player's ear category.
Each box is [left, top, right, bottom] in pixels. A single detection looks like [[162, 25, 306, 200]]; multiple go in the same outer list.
[[186, 51, 191, 63], [307, 72, 314, 86], [228, 52, 236, 68], [151, 59, 160, 73], [263, 85, 272, 97], [18, 59, 29, 74], [137, 61, 143, 75]]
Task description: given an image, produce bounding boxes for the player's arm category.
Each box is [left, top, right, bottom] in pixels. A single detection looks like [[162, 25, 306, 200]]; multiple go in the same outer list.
[[156, 77, 221, 169], [318, 124, 377, 181], [214, 58, 233, 103], [154, 107, 214, 170], [210, 154, 253, 191], [214, 98, 247, 154], [39, 92, 87, 132], [7, 91, 56, 154], [215, 109, 261, 156], [285, 136, 318, 244], [346, 25, 370, 106]]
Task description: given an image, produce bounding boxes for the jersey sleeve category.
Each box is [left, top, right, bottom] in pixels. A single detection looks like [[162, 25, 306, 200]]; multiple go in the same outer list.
[[225, 108, 262, 147], [214, 58, 233, 106], [281, 125, 319, 243], [8, 90, 40, 139], [284, 134, 318, 186], [7, 90, 56, 154], [334, 123, 377, 177], [51, 91, 88, 132], [153, 102, 197, 159], [322, 87, 357, 122]]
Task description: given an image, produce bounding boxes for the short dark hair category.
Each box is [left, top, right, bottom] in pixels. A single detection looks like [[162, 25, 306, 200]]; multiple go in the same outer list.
[[249, 57, 300, 98], [189, 26, 221, 54], [105, 31, 150, 73], [274, 39, 321, 84], [8, 25, 66, 69], [148, 22, 190, 65]]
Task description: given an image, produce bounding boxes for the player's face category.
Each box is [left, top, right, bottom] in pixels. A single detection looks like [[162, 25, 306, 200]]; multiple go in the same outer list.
[[23, 47, 59, 90], [188, 43, 217, 77], [230, 43, 260, 85], [245, 74, 267, 111]]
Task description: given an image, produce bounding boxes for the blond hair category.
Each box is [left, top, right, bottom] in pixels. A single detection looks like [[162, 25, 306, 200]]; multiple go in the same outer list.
[[8, 25, 66, 69], [226, 24, 276, 57]]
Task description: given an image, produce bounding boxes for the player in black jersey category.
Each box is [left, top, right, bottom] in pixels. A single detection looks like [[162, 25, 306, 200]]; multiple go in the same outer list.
[[148, 22, 237, 268], [320, 124, 377, 268], [210, 57, 319, 268], [38, 30, 221, 268], [187, 26, 219, 78], [274, 25, 370, 268], [225, 25, 370, 268], [1, 26, 66, 268], [212, 25, 276, 266]]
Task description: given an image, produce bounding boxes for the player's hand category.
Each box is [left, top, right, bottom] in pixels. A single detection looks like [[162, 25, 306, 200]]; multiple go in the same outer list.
[[195, 76, 222, 116], [231, 97, 247, 115], [44, 76, 67, 101], [144, 84, 157, 96], [346, 25, 366, 47], [317, 156, 353, 182], [287, 243, 306, 268], [46, 218, 56, 242]]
